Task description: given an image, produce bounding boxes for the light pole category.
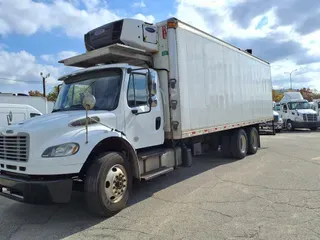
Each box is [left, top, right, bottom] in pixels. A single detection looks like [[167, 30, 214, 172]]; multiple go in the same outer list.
[[40, 72, 50, 98], [284, 69, 297, 90]]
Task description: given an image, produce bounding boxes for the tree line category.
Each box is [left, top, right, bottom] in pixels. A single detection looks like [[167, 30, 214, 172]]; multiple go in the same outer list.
[[273, 88, 320, 102], [29, 85, 59, 102]]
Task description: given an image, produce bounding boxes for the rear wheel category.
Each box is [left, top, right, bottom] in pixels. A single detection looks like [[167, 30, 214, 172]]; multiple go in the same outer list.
[[230, 129, 248, 159], [84, 152, 132, 217], [247, 127, 259, 155]]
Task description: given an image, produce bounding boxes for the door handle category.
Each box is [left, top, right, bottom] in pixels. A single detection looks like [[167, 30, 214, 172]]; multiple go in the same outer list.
[[155, 117, 161, 130], [131, 109, 138, 115]]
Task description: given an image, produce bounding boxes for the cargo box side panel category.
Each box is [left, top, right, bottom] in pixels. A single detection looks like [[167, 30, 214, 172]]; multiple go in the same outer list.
[[175, 25, 273, 137]]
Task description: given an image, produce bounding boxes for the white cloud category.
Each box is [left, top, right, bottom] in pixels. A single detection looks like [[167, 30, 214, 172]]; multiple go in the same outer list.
[[0, 0, 154, 37], [174, 0, 320, 90], [132, 0, 146, 8], [41, 51, 79, 64], [81, 0, 101, 10], [0, 50, 72, 94], [132, 13, 155, 23]]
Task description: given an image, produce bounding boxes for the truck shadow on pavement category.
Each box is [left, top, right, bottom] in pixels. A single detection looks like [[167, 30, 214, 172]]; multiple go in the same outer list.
[[1, 151, 236, 240]]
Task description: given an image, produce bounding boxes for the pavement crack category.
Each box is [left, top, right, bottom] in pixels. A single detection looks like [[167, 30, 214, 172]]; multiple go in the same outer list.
[[198, 207, 234, 218], [99, 227, 149, 236], [212, 173, 320, 192], [8, 225, 23, 240]]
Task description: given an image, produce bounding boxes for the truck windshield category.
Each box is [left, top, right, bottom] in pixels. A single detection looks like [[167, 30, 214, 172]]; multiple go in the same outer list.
[[288, 102, 310, 110], [53, 68, 122, 112]]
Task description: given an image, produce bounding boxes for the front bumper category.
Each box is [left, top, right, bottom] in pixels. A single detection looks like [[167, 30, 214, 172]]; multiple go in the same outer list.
[[260, 121, 283, 129], [0, 173, 73, 204], [292, 121, 320, 129]]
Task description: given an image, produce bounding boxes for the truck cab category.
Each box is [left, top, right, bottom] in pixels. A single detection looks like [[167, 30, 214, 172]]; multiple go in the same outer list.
[[280, 92, 320, 131]]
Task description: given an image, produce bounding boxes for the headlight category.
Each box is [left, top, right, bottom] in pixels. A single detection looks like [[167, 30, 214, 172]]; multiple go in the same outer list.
[[42, 143, 79, 158], [295, 117, 303, 122]]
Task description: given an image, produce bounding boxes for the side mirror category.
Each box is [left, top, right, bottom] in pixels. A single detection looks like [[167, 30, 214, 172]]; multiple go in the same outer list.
[[82, 92, 96, 110], [147, 71, 153, 93], [57, 84, 62, 94]]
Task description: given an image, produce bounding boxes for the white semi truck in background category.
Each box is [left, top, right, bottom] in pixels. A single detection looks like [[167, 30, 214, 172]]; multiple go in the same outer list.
[[0, 18, 273, 217], [310, 99, 320, 116], [280, 92, 320, 131]]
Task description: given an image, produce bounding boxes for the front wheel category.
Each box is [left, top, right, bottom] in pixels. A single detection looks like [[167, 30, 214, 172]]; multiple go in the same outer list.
[[84, 152, 132, 217], [286, 120, 294, 131]]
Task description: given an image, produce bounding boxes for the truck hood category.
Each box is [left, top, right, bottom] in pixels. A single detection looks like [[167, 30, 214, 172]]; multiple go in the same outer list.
[[0, 110, 117, 135], [296, 109, 316, 114]]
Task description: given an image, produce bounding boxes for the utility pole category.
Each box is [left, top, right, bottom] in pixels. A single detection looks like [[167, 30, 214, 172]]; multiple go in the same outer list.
[[40, 72, 50, 98], [284, 69, 297, 90]]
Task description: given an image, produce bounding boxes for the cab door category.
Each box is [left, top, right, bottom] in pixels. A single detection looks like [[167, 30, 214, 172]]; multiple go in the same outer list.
[[124, 69, 164, 149]]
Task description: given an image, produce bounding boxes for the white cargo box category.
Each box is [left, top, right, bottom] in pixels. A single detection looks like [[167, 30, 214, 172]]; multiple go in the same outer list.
[[159, 19, 273, 139]]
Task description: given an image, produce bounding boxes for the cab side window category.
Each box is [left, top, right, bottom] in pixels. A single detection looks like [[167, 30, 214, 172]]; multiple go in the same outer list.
[[127, 73, 148, 107], [283, 104, 288, 111]]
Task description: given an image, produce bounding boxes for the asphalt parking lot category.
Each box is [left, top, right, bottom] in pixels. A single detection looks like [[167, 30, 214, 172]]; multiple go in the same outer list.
[[1, 130, 320, 240]]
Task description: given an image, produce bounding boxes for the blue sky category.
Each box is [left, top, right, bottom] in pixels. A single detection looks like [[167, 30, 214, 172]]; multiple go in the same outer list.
[[0, 0, 319, 95]]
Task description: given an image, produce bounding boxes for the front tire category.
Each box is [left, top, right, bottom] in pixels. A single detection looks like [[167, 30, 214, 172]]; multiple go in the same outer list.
[[230, 129, 248, 159], [84, 152, 132, 217], [286, 120, 294, 131]]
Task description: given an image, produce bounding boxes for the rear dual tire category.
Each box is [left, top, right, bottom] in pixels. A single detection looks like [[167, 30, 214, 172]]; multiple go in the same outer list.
[[221, 127, 258, 159]]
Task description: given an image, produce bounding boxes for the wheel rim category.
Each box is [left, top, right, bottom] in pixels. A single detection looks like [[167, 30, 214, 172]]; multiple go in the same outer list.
[[251, 131, 258, 150], [104, 164, 127, 203], [240, 134, 247, 154], [287, 122, 292, 130]]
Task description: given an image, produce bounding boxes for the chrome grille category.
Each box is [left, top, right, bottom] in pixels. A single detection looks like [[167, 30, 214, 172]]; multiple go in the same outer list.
[[0, 133, 29, 162], [303, 114, 318, 122]]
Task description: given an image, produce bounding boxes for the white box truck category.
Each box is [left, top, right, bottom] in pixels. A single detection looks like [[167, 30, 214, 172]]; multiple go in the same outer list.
[[0, 94, 54, 114], [0, 103, 42, 127], [0, 18, 273, 217]]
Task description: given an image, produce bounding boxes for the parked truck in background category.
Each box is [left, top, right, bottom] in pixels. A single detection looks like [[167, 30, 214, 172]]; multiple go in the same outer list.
[[0, 18, 273, 217], [273, 102, 281, 114], [260, 110, 283, 133], [280, 92, 320, 131], [0, 94, 54, 114], [310, 99, 320, 117], [0, 103, 42, 126]]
